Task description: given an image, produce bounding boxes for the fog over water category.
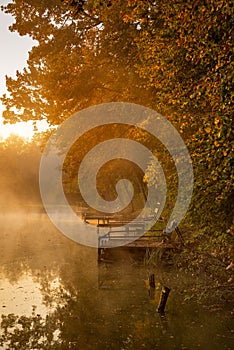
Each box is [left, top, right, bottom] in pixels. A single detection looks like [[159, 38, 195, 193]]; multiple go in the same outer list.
[[0, 211, 232, 349], [0, 138, 233, 349]]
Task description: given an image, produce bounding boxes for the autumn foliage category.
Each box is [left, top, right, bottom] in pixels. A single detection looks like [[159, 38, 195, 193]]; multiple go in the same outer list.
[[1, 0, 233, 240]]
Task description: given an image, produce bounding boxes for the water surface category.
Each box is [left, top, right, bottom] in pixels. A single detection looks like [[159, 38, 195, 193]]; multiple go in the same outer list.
[[0, 214, 233, 349]]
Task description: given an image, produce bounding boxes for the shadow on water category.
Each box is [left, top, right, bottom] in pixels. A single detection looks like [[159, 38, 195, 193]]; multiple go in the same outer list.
[[0, 213, 233, 349]]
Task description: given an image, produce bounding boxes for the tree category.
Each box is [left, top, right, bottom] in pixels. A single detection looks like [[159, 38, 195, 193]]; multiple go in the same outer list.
[[1, 0, 151, 125], [1, 0, 233, 235], [124, 0, 234, 231]]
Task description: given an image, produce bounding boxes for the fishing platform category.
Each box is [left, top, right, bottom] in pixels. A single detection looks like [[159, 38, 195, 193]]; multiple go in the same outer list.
[[82, 212, 184, 262]]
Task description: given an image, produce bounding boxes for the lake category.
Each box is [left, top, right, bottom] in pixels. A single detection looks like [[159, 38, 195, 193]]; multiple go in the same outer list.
[[0, 213, 233, 349]]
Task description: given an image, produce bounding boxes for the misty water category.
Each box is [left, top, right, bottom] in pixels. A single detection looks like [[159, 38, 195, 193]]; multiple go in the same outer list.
[[0, 212, 233, 350]]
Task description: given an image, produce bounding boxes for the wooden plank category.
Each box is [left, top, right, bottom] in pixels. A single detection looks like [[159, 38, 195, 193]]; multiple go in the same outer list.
[[98, 236, 177, 249], [98, 240, 176, 249]]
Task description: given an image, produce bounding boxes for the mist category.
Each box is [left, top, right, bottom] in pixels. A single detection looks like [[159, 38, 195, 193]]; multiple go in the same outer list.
[[0, 135, 42, 213]]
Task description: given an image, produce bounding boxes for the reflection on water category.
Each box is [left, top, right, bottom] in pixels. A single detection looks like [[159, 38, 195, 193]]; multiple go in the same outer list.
[[0, 274, 55, 317], [0, 214, 233, 349]]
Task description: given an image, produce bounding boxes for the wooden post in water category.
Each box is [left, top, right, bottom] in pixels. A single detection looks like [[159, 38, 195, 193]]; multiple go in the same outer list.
[[148, 274, 155, 299], [149, 274, 155, 288], [98, 248, 102, 262], [157, 286, 170, 314]]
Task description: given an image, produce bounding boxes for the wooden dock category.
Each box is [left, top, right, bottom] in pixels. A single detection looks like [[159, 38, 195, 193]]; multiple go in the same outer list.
[[97, 236, 182, 262], [81, 213, 184, 262]]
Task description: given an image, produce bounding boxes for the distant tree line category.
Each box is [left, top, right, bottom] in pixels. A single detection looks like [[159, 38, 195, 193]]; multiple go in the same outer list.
[[0, 136, 41, 208]]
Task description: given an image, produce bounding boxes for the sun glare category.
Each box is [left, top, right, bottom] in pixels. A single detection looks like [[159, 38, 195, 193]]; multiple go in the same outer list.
[[0, 122, 33, 140], [0, 119, 49, 140]]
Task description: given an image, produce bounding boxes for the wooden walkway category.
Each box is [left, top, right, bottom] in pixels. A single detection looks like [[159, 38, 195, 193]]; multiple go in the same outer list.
[[97, 235, 182, 262], [82, 213, 184, 261], [98, 233, 181, 249]]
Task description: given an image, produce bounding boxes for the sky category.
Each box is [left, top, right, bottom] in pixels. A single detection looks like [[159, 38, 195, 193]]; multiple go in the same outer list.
[[0, 0, 48, 139]]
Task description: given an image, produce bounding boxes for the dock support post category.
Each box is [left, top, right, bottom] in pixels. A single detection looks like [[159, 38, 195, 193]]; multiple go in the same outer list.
[[98, 235, 102, 262], [148, 274, 155, 299], [98, 248, 101, 262]]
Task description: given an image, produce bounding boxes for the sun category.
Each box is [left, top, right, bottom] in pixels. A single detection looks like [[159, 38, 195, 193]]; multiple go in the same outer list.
[[0, 121, 34, 140], [0, 119, 49, 140]]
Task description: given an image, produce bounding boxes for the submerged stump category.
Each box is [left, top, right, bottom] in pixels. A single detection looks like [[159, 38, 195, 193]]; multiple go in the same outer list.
[[149, 274, 155, 288], [148, 274, 156, 299], [157, 286, 171, 314]]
